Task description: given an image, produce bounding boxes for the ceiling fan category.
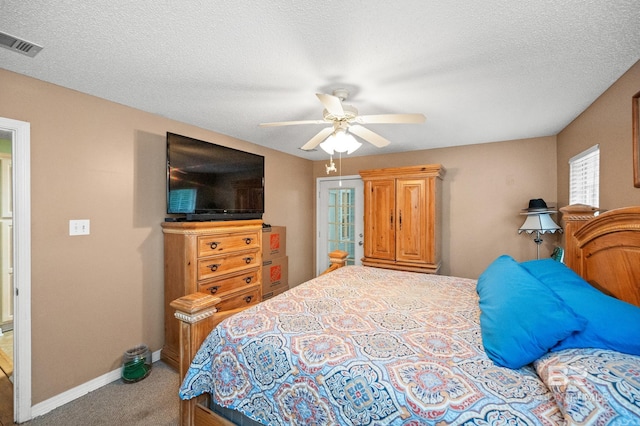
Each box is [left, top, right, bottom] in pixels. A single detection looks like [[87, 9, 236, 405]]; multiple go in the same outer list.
[[259, 89, 426, 153]]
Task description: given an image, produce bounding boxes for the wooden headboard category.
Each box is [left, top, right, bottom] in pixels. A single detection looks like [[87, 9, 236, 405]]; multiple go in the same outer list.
[[562, 205, 640, 307]]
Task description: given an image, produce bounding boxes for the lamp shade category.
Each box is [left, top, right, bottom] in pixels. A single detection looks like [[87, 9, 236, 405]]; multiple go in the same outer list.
[[518, 213, 562, 234]]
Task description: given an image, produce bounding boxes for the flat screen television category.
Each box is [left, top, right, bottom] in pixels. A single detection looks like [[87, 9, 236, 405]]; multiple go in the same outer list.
[[166, 132, 264, 221]]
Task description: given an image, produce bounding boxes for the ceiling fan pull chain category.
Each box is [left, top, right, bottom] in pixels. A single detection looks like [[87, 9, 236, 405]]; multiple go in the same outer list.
[[339, 152, 343, 186]]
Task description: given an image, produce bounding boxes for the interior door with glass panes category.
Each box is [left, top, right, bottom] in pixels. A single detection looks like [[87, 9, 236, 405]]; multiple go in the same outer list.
[[316, 176, 364, 275]]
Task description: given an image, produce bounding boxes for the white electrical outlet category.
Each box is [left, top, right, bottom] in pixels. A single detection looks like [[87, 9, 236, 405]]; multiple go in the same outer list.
[[69, 219, 90, 236]]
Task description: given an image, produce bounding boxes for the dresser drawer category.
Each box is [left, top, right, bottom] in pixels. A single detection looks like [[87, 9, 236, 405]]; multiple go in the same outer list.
[[198, 249, 260, 281], [198, 231, 260, 257], [198, 269, 259, 296], [217, 286, 261, 311]]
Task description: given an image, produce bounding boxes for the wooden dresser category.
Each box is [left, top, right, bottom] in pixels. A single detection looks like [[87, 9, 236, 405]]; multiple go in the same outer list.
[[360, 164, 445, 274], [161, 219, 263, 369]]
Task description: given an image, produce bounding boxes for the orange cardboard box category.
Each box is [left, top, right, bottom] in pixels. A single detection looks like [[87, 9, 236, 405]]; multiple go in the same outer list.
[[262, 256, 288, 291], [262, 226, 286, 261], [262, 281, 289, 300]]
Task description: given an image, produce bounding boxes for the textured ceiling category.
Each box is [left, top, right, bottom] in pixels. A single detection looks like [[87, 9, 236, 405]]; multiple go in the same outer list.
[[2, 1, 640, 160]]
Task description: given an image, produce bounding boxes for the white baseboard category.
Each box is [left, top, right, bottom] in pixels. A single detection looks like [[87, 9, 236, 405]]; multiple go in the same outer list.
[[30, 349, 162, 419]]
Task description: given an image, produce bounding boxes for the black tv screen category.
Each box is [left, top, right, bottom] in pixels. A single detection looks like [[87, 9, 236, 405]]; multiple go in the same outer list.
[[166, 132, 264, 221]]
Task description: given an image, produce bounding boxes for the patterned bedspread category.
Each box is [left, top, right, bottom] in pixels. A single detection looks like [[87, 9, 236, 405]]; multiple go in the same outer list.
[[179, 265, 640, 425]]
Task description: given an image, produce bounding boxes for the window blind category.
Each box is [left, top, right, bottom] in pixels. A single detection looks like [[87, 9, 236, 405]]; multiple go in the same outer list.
[[569, 144, 599, 207]]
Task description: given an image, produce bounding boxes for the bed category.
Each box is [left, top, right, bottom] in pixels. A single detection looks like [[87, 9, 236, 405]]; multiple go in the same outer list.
[[171, 205, 640, 425]]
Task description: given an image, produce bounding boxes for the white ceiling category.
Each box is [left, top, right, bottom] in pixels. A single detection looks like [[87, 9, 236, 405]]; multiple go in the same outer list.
[[2, 1, 640, 160]]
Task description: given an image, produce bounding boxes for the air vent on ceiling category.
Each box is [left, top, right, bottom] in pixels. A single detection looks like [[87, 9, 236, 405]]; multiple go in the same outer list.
[[0, 31, 42, 57]]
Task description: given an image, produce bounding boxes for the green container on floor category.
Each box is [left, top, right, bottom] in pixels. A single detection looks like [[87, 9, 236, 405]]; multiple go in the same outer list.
[[121, 344, 152, 383]]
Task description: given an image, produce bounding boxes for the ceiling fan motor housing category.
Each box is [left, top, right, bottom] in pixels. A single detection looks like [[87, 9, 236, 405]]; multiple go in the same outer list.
[[323, 104, 358, 122], [332, 88, 350, 100]]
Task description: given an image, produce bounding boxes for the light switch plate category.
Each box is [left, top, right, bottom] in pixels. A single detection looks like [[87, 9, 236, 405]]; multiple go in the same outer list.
[[69, 219, 90, 236]]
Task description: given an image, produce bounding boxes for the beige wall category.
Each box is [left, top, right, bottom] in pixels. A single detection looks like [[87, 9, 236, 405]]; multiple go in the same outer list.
[[557, 60, 640, 209], [313, 137, 559, 278], [0, 69, 315, 403]]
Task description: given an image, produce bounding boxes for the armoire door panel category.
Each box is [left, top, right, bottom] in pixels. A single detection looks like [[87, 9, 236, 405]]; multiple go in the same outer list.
[[396, 179, 428, 262], [364, 179, 395, 260]]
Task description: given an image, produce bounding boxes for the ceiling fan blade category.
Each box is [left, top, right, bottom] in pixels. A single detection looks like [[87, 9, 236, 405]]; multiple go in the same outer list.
[[356, 113, 426, 124], [260, 119, 327, 127], [349, 125, 391, 148], [300, 127, 335, 151], [316, 93, 345, 117]]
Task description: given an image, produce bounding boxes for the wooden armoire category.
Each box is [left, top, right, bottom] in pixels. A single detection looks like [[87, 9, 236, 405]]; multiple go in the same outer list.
[[360, 164, 445, 274]]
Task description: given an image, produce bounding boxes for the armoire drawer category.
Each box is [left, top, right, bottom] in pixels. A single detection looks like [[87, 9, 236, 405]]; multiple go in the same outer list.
[[198, 231, 260, 257], [197, 249, 260, 281], [198, 269, 259, 296]]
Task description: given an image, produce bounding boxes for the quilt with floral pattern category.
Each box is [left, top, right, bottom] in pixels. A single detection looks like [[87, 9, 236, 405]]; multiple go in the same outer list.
[[179, 265, 640, 425]]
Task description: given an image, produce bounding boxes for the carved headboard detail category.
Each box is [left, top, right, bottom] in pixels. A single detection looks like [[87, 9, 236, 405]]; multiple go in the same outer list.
[[562, 205, 640, 307]]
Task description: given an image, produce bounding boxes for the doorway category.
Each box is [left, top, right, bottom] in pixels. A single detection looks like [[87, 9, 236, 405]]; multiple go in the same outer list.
[[0, 150, 13, 330], [0, 149, 13, 372], [0, 117, 32, 424], [316, 175, 364, 275]]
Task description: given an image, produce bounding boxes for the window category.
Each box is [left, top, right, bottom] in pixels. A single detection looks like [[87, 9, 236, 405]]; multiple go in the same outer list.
[[569, 144, 599, 207], [327, 187, 357, 265]]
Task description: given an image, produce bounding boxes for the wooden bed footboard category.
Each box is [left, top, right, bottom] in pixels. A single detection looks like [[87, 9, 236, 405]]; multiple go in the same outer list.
[[171, 249, 349, 426], [321, 250, 349, 275], [169, 292, 220, 426]]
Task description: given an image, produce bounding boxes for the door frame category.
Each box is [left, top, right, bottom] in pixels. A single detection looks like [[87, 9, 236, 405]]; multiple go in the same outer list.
[[315, 175, 364, 275], [0, 117, 31, 423]]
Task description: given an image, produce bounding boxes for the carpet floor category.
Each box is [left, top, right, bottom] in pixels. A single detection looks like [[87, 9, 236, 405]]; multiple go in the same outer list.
[[20, 361, 179, 426]]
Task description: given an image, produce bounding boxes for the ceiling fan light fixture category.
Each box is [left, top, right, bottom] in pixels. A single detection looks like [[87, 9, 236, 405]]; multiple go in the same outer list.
[[345, 138, 362, 155], [319, 138, 336, 155], [320, 128, 361, 155]]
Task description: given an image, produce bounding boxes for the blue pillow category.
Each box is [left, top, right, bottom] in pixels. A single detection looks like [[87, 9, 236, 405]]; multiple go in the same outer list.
[[477, 255, 586, 369], [521, 259, 640, 355]]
